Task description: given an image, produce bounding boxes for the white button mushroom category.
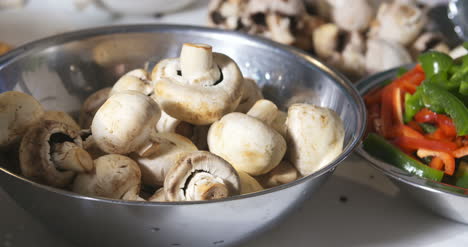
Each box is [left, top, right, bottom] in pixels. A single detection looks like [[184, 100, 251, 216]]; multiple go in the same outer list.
[[313, 24, 366, 78], [237, 170, 263, 195], [19, 120, 94, 187], [208, 99, 287, 176], [256, 160, 300, 188], [148, 187, 166, 202], [151, 43, 244, 125], [91, 90, 161, 156], [327, 0, 374, 32], [208, 0, 248, 30], [0, 91, 44, 148], [72, 154, 142, 200], [286, 103, 344, 176], [235, 78, 264, 113], [365, 38, 412, 74], [163, 151, 241, 201], [369, 0, 426, 46], [110, 69, 153, 96], [78, 87, 111, 129], [43, 111, 80, 131], [133, 132, 198, 188]]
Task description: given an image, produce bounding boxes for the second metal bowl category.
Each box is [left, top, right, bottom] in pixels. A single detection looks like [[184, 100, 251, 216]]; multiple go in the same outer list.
[[356, 66, 468, 225]]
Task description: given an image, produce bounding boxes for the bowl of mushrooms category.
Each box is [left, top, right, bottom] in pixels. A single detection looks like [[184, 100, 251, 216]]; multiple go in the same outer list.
[[0, 25, 365, 247]]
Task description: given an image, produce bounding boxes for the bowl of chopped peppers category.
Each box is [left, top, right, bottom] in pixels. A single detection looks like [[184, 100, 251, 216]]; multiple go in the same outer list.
[[356, 43, 468, 224]]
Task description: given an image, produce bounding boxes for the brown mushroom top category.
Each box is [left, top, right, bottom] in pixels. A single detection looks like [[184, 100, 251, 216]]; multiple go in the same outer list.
[[19, 120, 84, 187]]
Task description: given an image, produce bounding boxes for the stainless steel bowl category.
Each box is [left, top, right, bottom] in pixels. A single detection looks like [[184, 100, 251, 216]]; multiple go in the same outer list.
[[0, 25, 366, 247], [355, 66, 468, 225]]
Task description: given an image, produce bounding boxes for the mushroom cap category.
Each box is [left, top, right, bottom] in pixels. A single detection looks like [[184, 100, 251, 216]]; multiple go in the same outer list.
[[365, 38, 412, 74], [411, 32, 450, 56], [208, 112, 286, 176], [207, 0, 248, 30], [245, 0, 305, 17], [79, 87, 111, 129], [72, 154, 141, 200], [19, 120, 83, 187], [237, 170, 263, 194], [369, 1, 426, 46], [270, 110, 288, 137], [313, 23, 340, 59], [134, 132, 198, 187], [235, 78, 264, 113], [153, 51, 243, 125], [164, 151, 240, 201], [80, 129, 107, 159], [43, 111, 80, 131], [0, 91, 44, 148], [328, 0, 374, 32], [256, 160, 300, 188], [110, 69, 153, 96], [91, 90, 161, 155], [286, 103, 344, 176]]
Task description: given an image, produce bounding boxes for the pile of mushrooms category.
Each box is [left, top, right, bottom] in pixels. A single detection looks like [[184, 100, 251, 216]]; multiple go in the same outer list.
[[0, 43, 345, 202], [207, 0, 460, 80]]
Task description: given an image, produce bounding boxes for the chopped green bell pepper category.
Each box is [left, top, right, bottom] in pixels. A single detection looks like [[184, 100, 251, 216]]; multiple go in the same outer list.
[[418, 51, 453, 79], [363, 133, 444, 182], [421, 83, 468, 135]]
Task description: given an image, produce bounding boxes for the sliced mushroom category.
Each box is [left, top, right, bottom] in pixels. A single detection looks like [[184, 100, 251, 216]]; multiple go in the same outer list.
[[91, 90, 161, 156], [411, 32, 450, 57], [0, 91, 44, 148], [327, 0, 374, 32], [256, 160, 300, 188], [19, 120, 93, 187], [79, 87, 111, 129], [313, 24, 366, 78], [286, 103, 344, 176], [133, 132, 197, 187], [238, 170, 263, 194], [207, 0, 248, 30], [235, 78, 264, 113], [152, 43, 243, 125], [369, 0, 426, 46], [72, 154, 142, 200], [164, 151, 240, 201], [365, 38, 412, 74], [110, 69, 153, 96], [208, 99, 287, 176], [43, 111, 80, 131]]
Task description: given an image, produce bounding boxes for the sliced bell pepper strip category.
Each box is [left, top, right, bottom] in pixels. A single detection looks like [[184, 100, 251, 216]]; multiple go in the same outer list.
[[393, 135, 457, 153], [416, 148, 455, 175], [418, 51, 453, 79], [414, 108, 457, 138], [404, 91, 424, 123], [363, 133, 444, 182], [453, 146, 468, 158], [380, 85, 395, 138], [429, 157, 444, 170], [421, 83, 468, 136]]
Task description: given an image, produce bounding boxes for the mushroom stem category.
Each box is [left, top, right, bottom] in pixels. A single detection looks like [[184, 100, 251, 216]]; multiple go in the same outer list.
[[180, 43, 213, 80], [51, 142, 93, 173], [185, 172, 229, 201], [246, 99, 278, 125]]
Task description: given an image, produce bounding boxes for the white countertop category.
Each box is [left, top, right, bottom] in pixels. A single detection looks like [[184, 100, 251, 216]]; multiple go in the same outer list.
[[1, 1, 467, 247]]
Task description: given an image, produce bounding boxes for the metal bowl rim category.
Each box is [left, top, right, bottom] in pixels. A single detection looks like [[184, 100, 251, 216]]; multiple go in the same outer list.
[[0, 24, 367, 205], [355, 65, 468, 198]]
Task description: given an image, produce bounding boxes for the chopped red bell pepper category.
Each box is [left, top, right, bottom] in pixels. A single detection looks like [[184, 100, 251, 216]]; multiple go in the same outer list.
[[453, 146, 468, 158], [417, 148, 455, 175], [394, 135, 458, 153]]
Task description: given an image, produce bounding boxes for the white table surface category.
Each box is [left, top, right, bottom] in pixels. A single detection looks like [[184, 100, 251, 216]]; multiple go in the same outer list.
[[1, 1, 468, 247]]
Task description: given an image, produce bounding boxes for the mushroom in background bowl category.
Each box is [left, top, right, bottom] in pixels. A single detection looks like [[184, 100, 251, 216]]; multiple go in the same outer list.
[[0, 25, 365, 247], [355, 47, 468, 224]]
